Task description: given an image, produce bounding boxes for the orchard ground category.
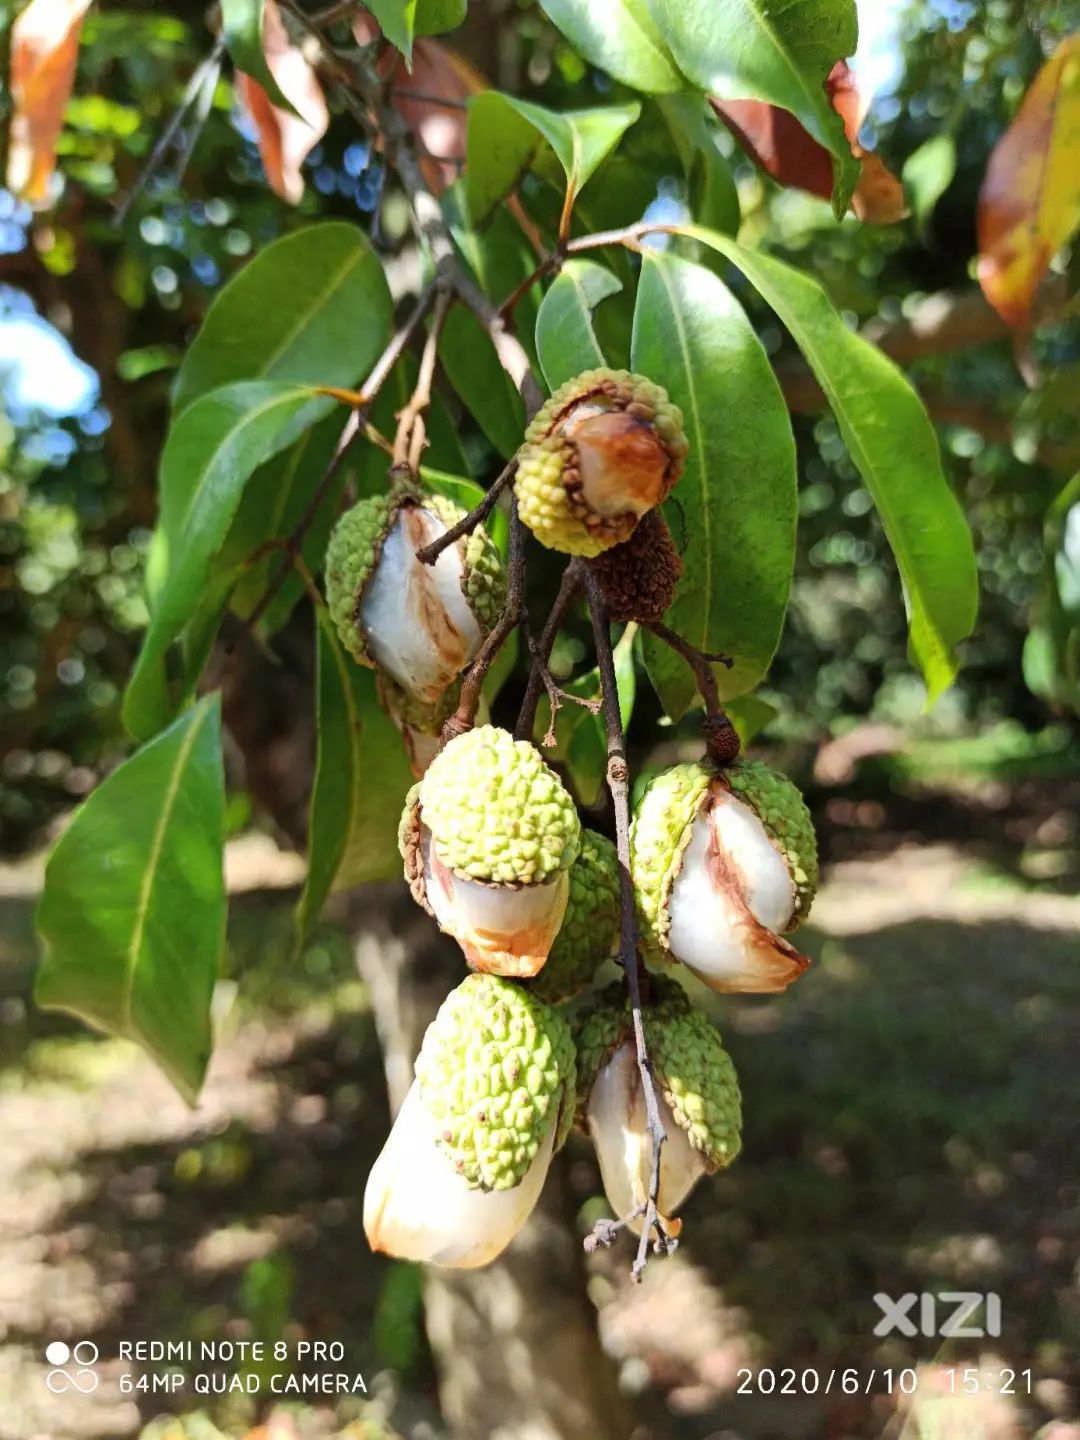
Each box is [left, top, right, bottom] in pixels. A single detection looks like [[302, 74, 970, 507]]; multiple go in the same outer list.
[[0, 738, 1078, 1440]]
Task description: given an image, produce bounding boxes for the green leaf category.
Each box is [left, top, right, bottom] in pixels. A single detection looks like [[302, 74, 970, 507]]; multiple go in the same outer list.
[[221, 0, 301, 116], [725, 692, 778, 747], [173, 223, 392, 415], [364, 0, 465, 60], [296, 612, 416, 940], [440, 308, 525, 458], [465, 93, 641, 227], [657, 95, 740, 237], [125, 382, 337, 739], [225, 412, 349, 630], [902, 133, 956, 231], [682, 224, 978, 701], [536, 626, 636, 806], [536, 260, 622, 390], [631, 252, 797, 720], [644, 0, 859, 215], [36, 696, 225, 1104], [537, 0, 682, 94]]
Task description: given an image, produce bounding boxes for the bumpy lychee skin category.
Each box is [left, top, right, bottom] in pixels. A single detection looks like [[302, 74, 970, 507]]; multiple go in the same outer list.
[[630, 759, 817, 992], [417, 725, 580, 884], [415, 973, 577, 1190], [531, 829, 620, 1004], [324, 489, 504, 702], [515, 368, 688, 557], [586, 509, 683, 624], [399, 726, 582, 976], [575, 978, 741, 1169]]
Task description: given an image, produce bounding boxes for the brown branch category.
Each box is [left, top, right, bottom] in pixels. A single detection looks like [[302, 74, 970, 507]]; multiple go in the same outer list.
[[647, 622, 740, 766], [392, 283, 452, 472], [415, 459, 517, 566], [514, 559, 585, 742], [392, 86, 468, 110], [583, 569, 672, 1279], [498, 249, 564, 321], [443, 496, 527, 741]]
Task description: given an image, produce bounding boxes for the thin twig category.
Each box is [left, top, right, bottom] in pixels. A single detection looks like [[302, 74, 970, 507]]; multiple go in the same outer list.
[[393, 284, 452, 472], [444, 497, 527, 740], [647, 621, 740, 764], [498, 249, 564, 321], [514, 559, 585, 742], [583, 569, 672, 1279], [236, 284, 437, 640], [113, 37, 225, 227], [392, 86, 469, 110], [415, 459, 516, 566]]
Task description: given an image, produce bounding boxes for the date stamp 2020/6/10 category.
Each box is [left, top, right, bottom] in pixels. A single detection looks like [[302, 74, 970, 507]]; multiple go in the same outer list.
[[734, 1367, 1035, 1398]]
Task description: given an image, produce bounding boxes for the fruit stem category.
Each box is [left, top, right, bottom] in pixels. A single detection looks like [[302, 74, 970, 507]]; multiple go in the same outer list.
[[514, 559, 586, 743], [415, 458, 517, 567], [443, 495, 528, 743], [583, 568, 673, 1280], [646, 621, 741, 766]]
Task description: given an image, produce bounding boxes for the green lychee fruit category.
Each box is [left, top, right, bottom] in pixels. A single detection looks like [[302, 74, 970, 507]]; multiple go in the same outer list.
[[574, 976, 741, 1235], [324, 488, 504, 704], [416, 973, 577, 1189], [630, 759, 817, 993], [363, 973, 574, 1268], [531, 829, 620, 1004], [515, 368, 688, 557], [399, 725, 582, 976]]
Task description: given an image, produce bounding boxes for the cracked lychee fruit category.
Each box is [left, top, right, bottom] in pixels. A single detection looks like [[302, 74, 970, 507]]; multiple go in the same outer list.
[[531, 829, 620, 1004], [515, 368, 687, 557], [586, 508, 683, 624], [630, 759, 818, 993], [574, 977, 741, 1238], [376, 673, 459, 779], [399, 725, 582, 976], [363, 973, 576, 1267], [324, 488, 504, 705]]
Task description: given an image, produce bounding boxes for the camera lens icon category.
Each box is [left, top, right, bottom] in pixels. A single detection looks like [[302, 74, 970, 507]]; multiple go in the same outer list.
[[45, 1339, 100, 1394]]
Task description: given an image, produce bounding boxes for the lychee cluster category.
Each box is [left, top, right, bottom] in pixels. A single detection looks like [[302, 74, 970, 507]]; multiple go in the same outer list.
[[323, 371, 818, 1272]]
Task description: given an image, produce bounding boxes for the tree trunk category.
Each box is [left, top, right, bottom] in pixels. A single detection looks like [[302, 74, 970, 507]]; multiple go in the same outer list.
[[350, 885, 631, 1440]]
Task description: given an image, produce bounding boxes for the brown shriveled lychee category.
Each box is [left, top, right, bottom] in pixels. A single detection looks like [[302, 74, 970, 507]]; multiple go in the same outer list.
[[586, 509, 683, 624]]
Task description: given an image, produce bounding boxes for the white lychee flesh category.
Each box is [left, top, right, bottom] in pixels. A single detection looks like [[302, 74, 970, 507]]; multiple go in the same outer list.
[[421, 827, 569, 977], [587, 1041, 706, 1237], [665, 789, 801, 992], [361, 505, 482, 704], [364, 1080, 554, 1268]]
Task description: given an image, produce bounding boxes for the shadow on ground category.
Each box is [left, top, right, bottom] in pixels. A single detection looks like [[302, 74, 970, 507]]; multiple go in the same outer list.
[[0, 846, 1078, 1440]]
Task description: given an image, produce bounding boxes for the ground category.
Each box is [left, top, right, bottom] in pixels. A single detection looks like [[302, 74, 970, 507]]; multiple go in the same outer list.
[[0, 765, 1077, 1440]]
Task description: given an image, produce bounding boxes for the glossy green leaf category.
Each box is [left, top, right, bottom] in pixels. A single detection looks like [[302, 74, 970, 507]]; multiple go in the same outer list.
[[632, 252, 797, 720], [680, 224, 978, 702], [537, 0, 682, 94], [221, 0, 300, 116], [902, 133, 956, 230], [644, 0, 859, 215], [296, 612, 416, 940], [36, 696, 225, 1104], [536, 260, 622, 390], [125, 382, 337, 739], [173, 223, 392, 415], [439, 307, 525, 458], [536, 626, 636, 807], [465, 93, 641, 227], [725, 692, 778, 748], [365, 0, 465, 59], [1024, 472, 1080, 715]]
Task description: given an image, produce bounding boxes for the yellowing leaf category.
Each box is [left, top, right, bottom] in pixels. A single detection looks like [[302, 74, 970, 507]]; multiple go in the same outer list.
[[7, 0, 93, 206], [977, 34, 1080, 329], [235, 0, 328, 204]]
